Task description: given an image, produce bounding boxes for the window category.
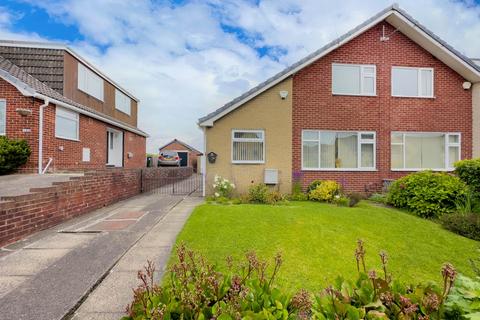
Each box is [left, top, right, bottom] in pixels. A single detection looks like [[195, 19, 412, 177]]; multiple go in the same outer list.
[[55, 107, 79, 140], [392, 67, 433, 98], [115, 89, 131, 115], [232, 130, 264, 163], [391, 132, 460, 170], [0, 99, 5, 135], [302, 130, 376, 170], [332, 63, 376, 96], [78, 63, 104, 101]]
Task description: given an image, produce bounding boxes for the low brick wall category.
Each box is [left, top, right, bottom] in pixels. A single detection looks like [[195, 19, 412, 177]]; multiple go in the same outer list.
[[0, 167, 193, 247]]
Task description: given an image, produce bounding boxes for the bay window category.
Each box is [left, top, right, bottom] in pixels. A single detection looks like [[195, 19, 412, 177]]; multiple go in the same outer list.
[[302, 130, 376, 170], [232, 130, 264, 164], [332, 63, 376, 96], [391, 132, 460, 170], [392, 67, 433, 98]]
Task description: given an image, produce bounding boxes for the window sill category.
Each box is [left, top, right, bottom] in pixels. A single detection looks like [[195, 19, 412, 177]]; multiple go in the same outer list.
[[301, 168, 377, 172], [391, 95, 435, 99], [232, 161, 265, 165], [115, 107, 131, 116], [78, 88, 104, 103], [332, 93, 377, 97], [391, 168, 454, 172], [55, 135, 80, 142]]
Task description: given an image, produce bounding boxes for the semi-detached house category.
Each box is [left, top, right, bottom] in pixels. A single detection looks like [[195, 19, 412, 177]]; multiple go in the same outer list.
[[198, 5, 480, 195], [0, 40, 148, 173]]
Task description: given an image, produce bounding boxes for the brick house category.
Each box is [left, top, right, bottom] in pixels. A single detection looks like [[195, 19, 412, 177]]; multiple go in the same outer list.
[[0, 40, 148, 173], [198, 5, 480, 195], [159, 139, 202, 171]]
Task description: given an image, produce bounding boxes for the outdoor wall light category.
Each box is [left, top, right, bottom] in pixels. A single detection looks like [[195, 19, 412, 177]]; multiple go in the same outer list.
[[207, 151, 217, 164], [463, 81, 472, 90], [16, 108, 32, 116], [279, 90, 289, 100]]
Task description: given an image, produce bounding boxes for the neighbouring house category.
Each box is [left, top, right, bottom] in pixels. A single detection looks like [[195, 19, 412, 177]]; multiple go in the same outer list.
[[0, 40, 148, 173], [198, 4, 480, 195], [159, 139, 203, 171]]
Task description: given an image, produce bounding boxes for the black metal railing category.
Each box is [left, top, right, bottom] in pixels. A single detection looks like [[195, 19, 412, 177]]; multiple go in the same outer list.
[[142, 172, 203, 195]]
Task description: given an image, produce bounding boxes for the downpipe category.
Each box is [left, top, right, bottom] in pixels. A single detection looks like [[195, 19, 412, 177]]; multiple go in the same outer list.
[[38, 98, 50, 174]]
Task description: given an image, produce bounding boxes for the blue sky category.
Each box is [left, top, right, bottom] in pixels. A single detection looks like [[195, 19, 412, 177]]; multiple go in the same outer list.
[[1, 0, 480, 152]]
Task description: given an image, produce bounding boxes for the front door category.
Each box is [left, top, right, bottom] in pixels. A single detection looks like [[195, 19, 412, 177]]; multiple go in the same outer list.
[[107, 128, 123, 167], [178, 152, 188, 167]]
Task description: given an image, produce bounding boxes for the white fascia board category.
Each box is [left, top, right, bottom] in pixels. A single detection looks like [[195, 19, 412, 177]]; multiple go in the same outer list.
[[198, 10, 393, 127]]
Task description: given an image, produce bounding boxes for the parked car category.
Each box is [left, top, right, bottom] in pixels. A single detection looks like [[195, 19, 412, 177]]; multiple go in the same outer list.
[[158, 151, 180, 166]]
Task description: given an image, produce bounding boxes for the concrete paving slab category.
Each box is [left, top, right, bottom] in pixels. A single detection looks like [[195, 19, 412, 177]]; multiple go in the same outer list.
[[86, 219, 137, 231], [113, 246, 170, 272], [25, 233, 97, 249], [0, 275, 28, 299], [106, 210, 145, 220], [138, 230, 180, 248], [0, 249, 70, 275]]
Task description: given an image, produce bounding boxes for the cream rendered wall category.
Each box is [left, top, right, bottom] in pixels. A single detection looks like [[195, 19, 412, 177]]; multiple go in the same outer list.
[[474, 83, 480, 158], [205, 78, 293, 195]]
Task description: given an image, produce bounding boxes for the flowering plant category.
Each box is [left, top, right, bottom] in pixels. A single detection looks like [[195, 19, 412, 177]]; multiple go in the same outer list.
[[212, 175, 235, 199]]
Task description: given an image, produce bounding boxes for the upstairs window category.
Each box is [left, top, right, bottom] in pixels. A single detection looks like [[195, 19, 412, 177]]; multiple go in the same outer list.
[[391, 132, 460, 170], [55, 107, 79, 141], [0, 99, 5, 135], [115, 89, 131, 115], [232, 130, 264, 164], [332, 63, 376, 96], [302, 130, 376, 170], [392, 67, 433, 98], [78, 63, 104, 101]]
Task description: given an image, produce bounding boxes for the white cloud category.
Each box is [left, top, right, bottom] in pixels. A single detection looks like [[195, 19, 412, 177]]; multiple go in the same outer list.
[[1, 0, 480, 152]]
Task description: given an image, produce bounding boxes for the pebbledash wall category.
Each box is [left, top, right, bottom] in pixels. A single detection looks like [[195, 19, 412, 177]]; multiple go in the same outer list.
[[0, 167, 192, 247], [1, 78, 146, 172], [292, 23, 472, 192]]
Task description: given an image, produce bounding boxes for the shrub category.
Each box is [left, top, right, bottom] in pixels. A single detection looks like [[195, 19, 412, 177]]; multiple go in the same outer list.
[[308, 180, 341, 202], [265, 190, 287, 205], [212, 175, 235, 199], [124, 241, 457, 320], [454, 189, 480, 214], [347, 192, 365, 207], [307, 179, 323, 193], [333, 195, 350, 207], [445, 274, 480, 319], [454, 158, 480, 193], [369, 193, 387, 204], [440, 213, 480, 241], [290, 181, 307, 201], [247, 183, 269, 203], [0, 136, 31, 174], [386, 171, 467, 218]]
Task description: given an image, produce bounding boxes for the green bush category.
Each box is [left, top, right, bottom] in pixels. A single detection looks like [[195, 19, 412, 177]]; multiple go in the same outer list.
[[440, 213, 480, 241], [124, 241, 458, 320], [0, 136, 31, 174], [445, 274, 480, 319], [308, 180, 341, 202], [347, 192, 365, 207], [369, 193, 387, 204], [247, 183, 269, 203], [455, 158, 480, 193], [290, 181, 307, 201], [307, 179, 323, 193], [333, 195, 350, 207], [386, 171, 467, 218]]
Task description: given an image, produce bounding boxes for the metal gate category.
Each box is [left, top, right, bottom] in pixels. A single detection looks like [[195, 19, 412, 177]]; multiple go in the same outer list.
[[142, 172, 203, 195]]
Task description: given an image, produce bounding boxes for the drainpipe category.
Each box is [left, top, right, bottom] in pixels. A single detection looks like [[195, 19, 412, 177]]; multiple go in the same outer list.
[[38, 98, 50, 174], [202, 126, 207, 197]]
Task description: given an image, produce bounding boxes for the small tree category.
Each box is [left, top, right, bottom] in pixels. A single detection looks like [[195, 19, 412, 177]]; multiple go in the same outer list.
[[0, 136, 31, 174]]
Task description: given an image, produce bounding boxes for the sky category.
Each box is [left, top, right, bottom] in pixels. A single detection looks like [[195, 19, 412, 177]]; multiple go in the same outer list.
[[0, 0, 480, 152]]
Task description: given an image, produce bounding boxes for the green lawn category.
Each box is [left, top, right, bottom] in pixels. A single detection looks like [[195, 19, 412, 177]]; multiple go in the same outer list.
[[172, 201, 479, 292]]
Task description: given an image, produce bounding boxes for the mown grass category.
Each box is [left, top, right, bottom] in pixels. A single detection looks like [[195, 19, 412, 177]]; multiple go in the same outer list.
[[172, 201, 479, 292]]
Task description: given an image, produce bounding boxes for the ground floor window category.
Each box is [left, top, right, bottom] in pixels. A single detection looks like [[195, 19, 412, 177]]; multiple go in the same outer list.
[[302, 130, 376, 170], [55, 107, 79, 140], [0, 99, 5, 135], [391, 132, 460, 170], [232, 130, 264, 164]]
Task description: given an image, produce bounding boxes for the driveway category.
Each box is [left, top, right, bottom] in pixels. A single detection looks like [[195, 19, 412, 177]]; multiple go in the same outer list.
[[0, 192, 202, 320], [0, 173, 83, 197]]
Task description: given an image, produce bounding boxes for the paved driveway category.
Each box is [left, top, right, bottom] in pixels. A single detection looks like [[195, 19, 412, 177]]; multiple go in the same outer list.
[[0, 192, 202, 320]]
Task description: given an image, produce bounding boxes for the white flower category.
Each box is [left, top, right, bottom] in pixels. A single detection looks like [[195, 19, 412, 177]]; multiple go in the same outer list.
[[335, 195, 341, 199], [212, 184, 217, 188], [214, 192, 220, 197], [231, 183, 235, 189]]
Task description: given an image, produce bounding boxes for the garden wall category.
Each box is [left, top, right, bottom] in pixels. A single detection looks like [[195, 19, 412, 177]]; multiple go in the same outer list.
[[0, 167, 193, 247]]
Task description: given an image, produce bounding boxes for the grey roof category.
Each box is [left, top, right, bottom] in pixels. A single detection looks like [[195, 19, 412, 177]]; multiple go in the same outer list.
[[0, 46, 64, 94], [198, 4, 480, 125], [0, 55, 148, 137], [159, 139, 202, 155]]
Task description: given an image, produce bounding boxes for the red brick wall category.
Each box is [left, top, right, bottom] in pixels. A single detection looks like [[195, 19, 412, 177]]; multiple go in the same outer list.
[[292, 22, 472, 192], [0, 78, 146, 172]]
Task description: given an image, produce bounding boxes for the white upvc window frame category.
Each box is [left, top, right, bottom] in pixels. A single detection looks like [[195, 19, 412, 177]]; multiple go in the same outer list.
[[391, 66, 434, 98], [0, 99, 6, 135], [390, 132, 461, 171], [332, 63, 377, 96], [55, 106, 80, 141], [301, 130, 377, 171], [115, 89, 131, 115], [78, 63, 104, 102], [231, 129, 265, 164]]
